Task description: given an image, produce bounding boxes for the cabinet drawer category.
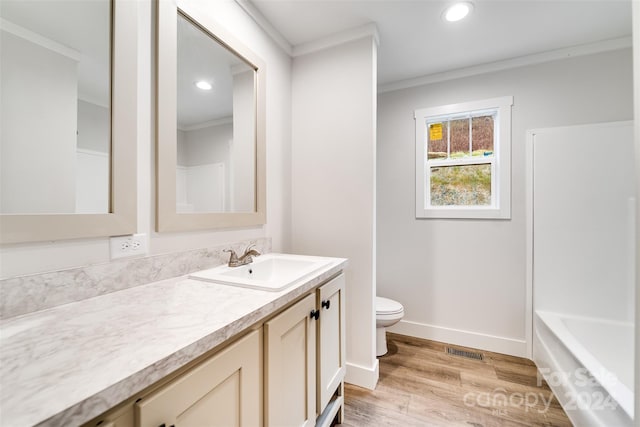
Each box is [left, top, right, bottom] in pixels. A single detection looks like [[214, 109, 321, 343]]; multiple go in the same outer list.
[[136, 329, 262, 427]]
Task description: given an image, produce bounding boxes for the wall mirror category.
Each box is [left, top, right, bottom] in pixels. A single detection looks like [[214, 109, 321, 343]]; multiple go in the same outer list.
[[157, 0, 266, 232], [0, 0, 137, 243]]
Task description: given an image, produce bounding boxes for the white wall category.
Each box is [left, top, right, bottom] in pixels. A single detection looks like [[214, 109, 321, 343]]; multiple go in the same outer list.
[[378, 48, 633, 357], [1, 30, 78, 214], [291, 36, 378, 388], [632, 2, 640, 422], [232, 69, 256, 212], [180, 124, 232, 167], [77, 100, 109, 153], [0, 0, 292, 278], [177, 129, 188, 165]]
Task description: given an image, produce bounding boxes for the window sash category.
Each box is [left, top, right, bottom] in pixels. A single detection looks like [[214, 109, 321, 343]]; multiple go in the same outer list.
[[425, 114, 497, 209], [414, 96, 512, 219], [427, 156, 493, 167], [425, 108, 497, 124], [425, 157, 496, 209], [426, 110, 497, 162]]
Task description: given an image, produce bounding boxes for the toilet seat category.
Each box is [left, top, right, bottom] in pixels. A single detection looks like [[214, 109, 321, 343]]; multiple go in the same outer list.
[[376, 296, 404, 316]]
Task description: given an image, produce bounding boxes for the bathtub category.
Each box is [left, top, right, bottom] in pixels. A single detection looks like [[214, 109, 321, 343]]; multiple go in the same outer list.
[[533, 311, 634, 427]]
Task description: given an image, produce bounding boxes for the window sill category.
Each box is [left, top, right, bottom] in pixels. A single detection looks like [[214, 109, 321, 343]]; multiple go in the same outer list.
[[416, 206, 511, 220]]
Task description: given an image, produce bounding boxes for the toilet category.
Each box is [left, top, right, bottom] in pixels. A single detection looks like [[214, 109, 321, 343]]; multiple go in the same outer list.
[[376, 296, 405, 356]]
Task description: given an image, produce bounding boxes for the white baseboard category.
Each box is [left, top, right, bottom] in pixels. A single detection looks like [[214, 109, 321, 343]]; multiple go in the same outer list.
[[389, 319, 528, 358], [345, 359, 379, 390]]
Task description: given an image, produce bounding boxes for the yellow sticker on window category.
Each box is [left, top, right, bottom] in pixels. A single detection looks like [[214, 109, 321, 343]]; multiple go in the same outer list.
[[429, 123, 443, 140]]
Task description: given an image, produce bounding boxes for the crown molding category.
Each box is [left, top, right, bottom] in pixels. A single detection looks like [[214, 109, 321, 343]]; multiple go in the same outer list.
[[234, 1, 379, 58], [234, 0, 293, 56], [0, 18, 82, 62], [292, 23, 380, 57], [379, 36, 632, 93], [178, 116, 233, 132]]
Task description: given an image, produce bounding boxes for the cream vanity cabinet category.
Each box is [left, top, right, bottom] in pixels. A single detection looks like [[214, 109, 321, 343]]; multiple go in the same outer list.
[[265, 273, 346, 427], [85, 273, 345, 427], [136, 330, 262, 427], [84, 406, 135, 427], [265, 293, 317, 427], [315, 274, 346, 424]]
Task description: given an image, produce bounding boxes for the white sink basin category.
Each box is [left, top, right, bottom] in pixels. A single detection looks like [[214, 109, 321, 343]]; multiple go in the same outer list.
[[189, 253, 334, 291]]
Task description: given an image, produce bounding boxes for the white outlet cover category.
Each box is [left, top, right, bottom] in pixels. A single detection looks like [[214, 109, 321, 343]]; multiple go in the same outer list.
[[110, 233, 149, 260]]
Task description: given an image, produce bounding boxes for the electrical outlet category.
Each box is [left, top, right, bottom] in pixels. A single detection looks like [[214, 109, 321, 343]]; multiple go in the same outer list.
[[110, 233, 149, 260]]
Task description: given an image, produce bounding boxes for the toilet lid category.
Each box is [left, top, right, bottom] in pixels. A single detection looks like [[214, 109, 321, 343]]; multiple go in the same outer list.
[[376, 297, 404, 315]]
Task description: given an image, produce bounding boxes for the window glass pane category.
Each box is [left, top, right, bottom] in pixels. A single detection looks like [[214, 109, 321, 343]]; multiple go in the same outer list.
[[430, 164, 491, 206], [472, 115, 494, 156], [450, 118, 469, 158], [427, 122, 447, 159]]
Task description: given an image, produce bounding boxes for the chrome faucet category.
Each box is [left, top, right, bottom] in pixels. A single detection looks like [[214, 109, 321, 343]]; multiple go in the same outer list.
[[224, 244, 261, 267]]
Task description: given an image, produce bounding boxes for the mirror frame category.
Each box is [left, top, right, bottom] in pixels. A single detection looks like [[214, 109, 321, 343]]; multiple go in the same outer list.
[[156, 0, 266, 232], [0, 0, 138, 244]]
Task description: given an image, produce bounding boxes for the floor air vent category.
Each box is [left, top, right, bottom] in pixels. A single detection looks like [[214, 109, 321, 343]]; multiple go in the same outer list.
[[446, 347, 484, 361]]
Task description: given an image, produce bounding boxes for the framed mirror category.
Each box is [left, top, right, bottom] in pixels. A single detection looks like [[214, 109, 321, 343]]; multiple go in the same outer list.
[[0, 0, 137, 244], [156, 0, 266, 232]]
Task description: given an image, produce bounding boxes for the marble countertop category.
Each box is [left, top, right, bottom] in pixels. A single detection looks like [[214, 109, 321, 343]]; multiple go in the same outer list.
[[0, 255, 347, 427]]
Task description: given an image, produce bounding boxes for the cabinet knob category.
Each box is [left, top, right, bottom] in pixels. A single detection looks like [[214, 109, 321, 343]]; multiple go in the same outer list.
[[321, 300, 331, 310], [310, 310, 320, 320]]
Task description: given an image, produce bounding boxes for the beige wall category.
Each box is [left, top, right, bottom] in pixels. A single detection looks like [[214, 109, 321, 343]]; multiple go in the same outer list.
[[632, 1, 640, 422], [377, 48, 634, 356], [292, 36, 378, 388]]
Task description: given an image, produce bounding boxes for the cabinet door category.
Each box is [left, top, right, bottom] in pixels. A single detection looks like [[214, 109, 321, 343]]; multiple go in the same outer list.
[[317, 274, 346, 412], [136, 329, 262, 427], [265, 293, 317, 427]]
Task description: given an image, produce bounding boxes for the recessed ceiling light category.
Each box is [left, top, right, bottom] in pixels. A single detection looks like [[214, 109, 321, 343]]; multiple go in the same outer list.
[[195, 81, 212, 90], [443, 2, 473, 22]]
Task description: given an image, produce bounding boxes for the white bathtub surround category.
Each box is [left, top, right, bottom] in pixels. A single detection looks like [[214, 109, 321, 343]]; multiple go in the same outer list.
[[534, 311, 634, 426], [0, 255, 346, 426], [528, 122, 635, 323], [528, 121, 635, 425], [0, 238, 271, 319]]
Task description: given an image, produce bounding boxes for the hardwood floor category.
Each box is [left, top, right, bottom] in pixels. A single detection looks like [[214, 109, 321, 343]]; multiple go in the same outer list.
[[341, 333, 572, 427]]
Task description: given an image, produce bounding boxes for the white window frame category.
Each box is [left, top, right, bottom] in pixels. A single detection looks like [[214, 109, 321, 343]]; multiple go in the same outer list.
[[415, 96, 513, 219]]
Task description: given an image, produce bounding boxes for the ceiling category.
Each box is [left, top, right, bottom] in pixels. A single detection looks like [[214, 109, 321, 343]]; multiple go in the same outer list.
[[2, 0, 631, 124], [250, 0, 633, 86], [177, 13, 251, 128]]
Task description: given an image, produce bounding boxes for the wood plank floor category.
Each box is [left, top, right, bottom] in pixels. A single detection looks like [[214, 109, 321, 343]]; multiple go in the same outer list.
[[341, 333, 572, 427]]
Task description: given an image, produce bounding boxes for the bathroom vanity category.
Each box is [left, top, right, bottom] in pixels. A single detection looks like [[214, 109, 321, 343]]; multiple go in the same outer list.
[[0, 254, 347, 427]]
